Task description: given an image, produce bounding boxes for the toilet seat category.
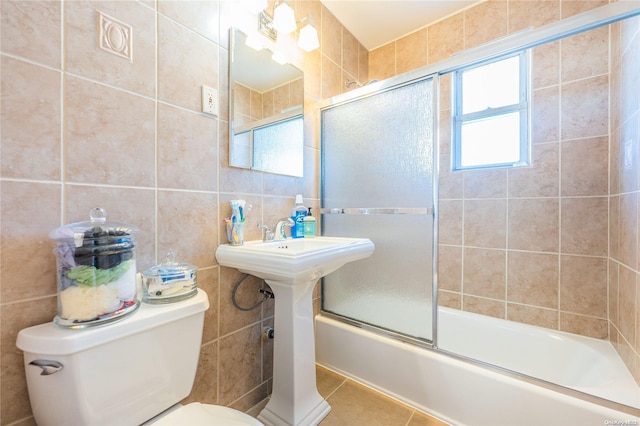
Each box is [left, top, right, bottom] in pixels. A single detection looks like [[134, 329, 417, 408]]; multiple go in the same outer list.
[[149, 402, 263, 426]]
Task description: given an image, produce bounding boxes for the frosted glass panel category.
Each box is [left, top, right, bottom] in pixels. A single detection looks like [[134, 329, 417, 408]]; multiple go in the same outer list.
[[321, 78, 435, 341], [253, 117, 303, 177], [322, 83, 433, 208]]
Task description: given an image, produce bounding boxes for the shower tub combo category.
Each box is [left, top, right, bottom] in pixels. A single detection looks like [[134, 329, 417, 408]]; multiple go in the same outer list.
[[316, 2, 640, 424], [316, 304, 640, 425]]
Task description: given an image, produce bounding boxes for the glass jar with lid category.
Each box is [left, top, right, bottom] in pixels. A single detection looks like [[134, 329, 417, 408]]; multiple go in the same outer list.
[[140, 251, 198, 304], [49, 207, 139, 328]]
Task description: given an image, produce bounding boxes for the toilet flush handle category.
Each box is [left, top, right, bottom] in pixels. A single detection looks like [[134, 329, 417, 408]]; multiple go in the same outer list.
[[29, 359, 63, 376]]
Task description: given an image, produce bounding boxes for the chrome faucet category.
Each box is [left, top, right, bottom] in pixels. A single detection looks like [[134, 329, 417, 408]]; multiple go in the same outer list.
[[273, 217, 294, 240], [257, 224, 274, 242]]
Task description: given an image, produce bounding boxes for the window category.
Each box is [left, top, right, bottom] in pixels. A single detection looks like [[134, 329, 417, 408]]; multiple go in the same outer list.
[[452, 52, 530, 171]]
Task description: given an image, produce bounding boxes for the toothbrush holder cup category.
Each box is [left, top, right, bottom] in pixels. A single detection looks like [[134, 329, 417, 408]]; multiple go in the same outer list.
[[226, 221, 244, 246]]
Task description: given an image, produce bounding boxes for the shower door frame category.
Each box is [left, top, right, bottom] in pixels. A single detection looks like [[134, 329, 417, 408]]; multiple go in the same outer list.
[[319, 73, 440, 349]]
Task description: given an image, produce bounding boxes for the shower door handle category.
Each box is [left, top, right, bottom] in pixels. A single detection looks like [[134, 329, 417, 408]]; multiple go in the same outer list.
[[29, 359, 64, 376], [320, 207, 433, 215]]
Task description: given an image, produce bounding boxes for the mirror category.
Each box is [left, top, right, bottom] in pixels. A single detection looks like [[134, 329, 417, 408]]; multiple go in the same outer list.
[[229, 27, 304, 177]]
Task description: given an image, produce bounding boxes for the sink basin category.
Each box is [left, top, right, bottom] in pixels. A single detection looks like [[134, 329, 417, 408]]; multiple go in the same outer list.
[[215, 236, 374, 285]]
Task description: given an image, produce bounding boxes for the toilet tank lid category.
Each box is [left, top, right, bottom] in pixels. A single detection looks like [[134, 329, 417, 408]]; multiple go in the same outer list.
[[17, 289, 209, 356]]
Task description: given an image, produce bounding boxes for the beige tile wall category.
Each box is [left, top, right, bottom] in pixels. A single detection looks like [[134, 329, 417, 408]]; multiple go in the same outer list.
[[233, 77, 304, 127], [369, 0, 639, 385], [610, 12, 640, 388], [233, 82, 261, 125], [0, 0, 366, 424]]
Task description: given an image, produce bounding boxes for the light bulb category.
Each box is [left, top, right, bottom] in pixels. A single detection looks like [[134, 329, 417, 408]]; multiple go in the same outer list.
[[273, 1, 296, 34], [298, 22, 319, 52]]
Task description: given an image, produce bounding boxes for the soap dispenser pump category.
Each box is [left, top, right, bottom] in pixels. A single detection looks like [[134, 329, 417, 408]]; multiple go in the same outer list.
[[303, 207, 316, 238]]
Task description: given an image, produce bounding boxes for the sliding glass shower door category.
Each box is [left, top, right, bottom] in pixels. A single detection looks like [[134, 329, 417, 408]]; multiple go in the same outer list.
[[320, 76, 437, 342]]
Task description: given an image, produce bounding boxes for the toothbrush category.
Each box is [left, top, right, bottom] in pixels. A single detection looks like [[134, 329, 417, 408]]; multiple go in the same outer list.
[[230, 200, 241, 224], [241, 203, 252, 222], [238, 200, 246, 222], [231, 215, 238, 243], [231, 199, 247, 222]]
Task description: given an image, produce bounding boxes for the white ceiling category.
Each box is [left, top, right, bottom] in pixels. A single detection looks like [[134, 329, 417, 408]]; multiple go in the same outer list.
[[319, 0, 479, 51]]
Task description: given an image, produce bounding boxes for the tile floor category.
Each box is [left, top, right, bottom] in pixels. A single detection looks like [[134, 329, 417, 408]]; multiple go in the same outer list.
[[251, 365, 450, 426]]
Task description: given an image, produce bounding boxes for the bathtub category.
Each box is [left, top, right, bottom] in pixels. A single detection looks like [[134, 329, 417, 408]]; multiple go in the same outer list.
[[315, 306, 640, 425]]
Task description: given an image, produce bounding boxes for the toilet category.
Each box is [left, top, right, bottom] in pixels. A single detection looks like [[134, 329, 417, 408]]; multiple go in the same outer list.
[[16, 289, 263, 426]]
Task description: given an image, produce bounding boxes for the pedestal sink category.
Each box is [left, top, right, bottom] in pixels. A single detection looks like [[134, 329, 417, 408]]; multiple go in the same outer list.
[[215, 237, 375, 426]]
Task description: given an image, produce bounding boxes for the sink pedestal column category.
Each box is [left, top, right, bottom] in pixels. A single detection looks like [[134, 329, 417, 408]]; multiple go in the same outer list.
[[258, 278, 330, 426]]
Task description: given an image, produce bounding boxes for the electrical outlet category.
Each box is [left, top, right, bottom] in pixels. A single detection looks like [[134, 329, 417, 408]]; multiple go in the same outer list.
[[201, 85, 218, 116]]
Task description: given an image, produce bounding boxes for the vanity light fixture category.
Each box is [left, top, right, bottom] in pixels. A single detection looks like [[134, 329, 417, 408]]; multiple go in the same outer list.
[[254, 1, 320, 53], [273, 0, 296, 34], [257, 11, 277, 43], [297, 15, 320, 52]]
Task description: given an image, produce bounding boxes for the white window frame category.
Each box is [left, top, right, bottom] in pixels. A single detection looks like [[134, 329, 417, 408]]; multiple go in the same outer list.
[[452, 51, 531, 171]]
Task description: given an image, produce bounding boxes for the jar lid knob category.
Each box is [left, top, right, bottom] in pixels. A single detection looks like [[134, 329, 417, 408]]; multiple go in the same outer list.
[[89, 207, 107, 224], [165, 250, 176, 263]]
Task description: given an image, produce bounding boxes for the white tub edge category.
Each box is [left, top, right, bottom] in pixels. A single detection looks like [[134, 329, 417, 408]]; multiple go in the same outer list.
[[315, 314, 640, 426]]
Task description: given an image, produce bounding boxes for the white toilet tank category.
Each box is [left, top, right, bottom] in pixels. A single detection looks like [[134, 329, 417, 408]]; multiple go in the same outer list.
[[16, 289, 210, 426]]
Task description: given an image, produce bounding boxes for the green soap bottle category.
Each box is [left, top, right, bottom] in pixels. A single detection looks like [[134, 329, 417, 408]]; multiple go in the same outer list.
[[303, 207, 316, 238]]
